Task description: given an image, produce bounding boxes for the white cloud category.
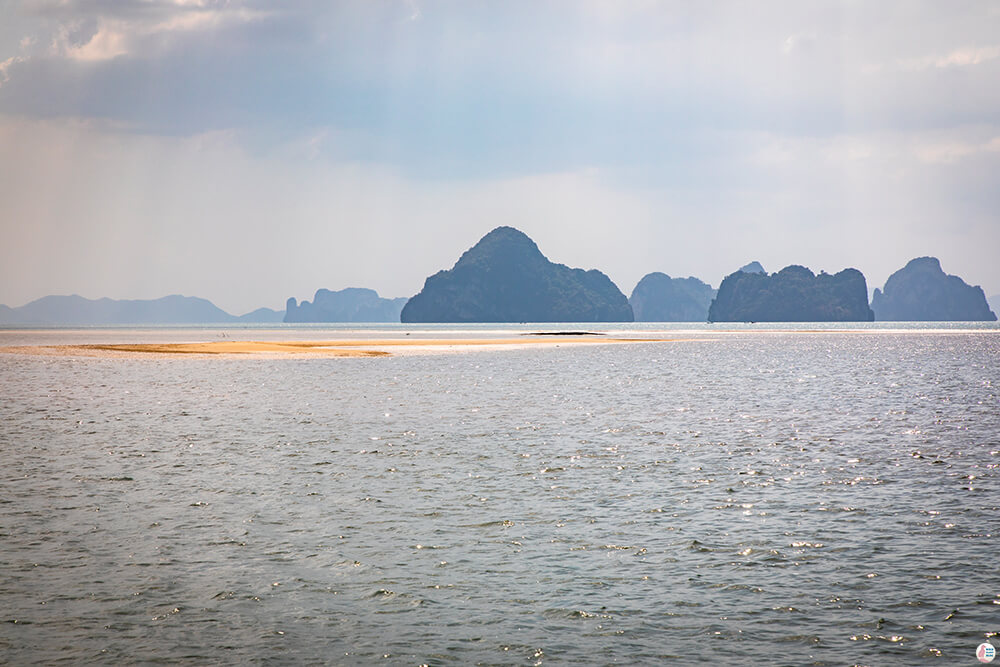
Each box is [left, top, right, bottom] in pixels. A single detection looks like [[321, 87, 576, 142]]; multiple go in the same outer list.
[[56, 22, 128, 62], [403, 0, 421, 23], [152, 7, 271, 34], [912, 135, 1000, 164], [2, 2, 1000, 307], [929, 45, 1000, 68], [0, 55, 26, 87], [874, 44, 1000, 72], [49, 5, 270, 62]]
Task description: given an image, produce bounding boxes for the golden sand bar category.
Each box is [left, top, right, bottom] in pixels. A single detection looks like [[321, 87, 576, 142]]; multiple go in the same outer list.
[[2, 337, 679, 359]]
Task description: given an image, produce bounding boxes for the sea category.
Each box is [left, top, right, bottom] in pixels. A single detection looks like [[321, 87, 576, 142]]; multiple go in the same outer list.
[[1, 323, 998, 665]]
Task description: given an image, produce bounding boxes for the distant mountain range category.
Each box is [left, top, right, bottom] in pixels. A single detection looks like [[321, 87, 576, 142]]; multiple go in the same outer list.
[[0, 294, 283, 326], [2, 233, 996, 325]]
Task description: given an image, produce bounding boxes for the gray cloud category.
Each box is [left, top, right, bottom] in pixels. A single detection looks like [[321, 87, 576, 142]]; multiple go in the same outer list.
[[4, 1, 998, 167], [1, 1, 998, 311]]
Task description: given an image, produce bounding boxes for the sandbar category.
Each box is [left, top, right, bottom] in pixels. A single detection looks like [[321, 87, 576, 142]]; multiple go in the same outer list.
[[1, 337, 681, 359]]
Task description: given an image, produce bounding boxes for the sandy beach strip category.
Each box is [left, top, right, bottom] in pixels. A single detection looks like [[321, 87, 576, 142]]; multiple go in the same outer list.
[[0, 336, 681, 359]]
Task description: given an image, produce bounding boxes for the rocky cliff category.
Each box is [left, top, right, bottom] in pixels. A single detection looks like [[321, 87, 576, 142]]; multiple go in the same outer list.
[[870, 257, 996, 321], [400, 227, 633, 323], [708, 265, 874, 322], [629, 273, 716, 322]]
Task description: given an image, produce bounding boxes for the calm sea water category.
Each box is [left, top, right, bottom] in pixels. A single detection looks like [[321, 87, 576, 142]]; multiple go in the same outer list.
[[1, 326, 998, 665]]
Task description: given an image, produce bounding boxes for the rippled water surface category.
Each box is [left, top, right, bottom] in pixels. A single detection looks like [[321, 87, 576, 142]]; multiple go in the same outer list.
[[2, 329, 999, 665]]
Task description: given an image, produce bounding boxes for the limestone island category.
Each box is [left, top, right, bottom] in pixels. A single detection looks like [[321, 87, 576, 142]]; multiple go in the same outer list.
[[285, 287, 407, 323], [630, 273, 716, 322], [400, 226, 634, 323], [870, 257, 997, 321], [708, 265, 874, 322]]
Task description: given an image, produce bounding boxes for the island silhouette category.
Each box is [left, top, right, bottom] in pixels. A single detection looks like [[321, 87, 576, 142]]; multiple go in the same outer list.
[[1, 227, 996, 324]]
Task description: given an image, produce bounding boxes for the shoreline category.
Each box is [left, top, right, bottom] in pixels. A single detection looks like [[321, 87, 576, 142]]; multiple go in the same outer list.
[[0, 337, 682, 359]]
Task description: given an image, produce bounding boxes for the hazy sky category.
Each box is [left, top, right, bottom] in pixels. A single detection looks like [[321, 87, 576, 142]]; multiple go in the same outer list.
[[2, 1, 998, 314]]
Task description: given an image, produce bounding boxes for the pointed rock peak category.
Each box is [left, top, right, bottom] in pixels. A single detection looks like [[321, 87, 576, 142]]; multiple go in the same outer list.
[[903, 256, 943, 273], [401, 226, 633, 322], [455, 226, 545, 267], [739, 261, 766, 274], [480, 226, 534, 243]]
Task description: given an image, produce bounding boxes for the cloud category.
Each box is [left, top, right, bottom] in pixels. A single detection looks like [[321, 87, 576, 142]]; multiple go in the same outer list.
[[403, 0, 421, 22], [933, 45, 1000, 67], [1, 2, 999, 307], [912, 134, 1000, 164], [883, 44, 1000, 72], [46, 3, 271, 62], [0, 55, 26, 87], [2, 2, 998, 163], [55, 21, 128, 61]]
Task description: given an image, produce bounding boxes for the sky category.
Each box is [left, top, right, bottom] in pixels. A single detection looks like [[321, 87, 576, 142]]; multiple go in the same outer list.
[[1, 0, 998, 315]]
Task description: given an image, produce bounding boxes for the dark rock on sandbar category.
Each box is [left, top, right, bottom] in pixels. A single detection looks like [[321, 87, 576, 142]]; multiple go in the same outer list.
[[523, 331, 605, 336]]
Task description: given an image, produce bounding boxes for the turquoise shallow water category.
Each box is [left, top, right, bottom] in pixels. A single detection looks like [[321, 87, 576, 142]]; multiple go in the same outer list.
[[1, 326, 998, 664]]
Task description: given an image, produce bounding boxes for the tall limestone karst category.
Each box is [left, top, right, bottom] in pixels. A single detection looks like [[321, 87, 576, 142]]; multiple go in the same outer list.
[[400, 226, 634, 323], [629, 273, 716, 322], [870, 257, 997, 321], [708, 265, 874, 322]]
